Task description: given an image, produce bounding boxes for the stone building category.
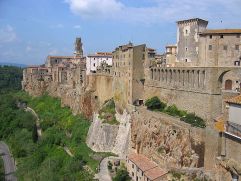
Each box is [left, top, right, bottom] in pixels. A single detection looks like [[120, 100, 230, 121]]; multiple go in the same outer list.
[[86, 52, 112, 74], [176, 18, 208, 66], [112, 42, 156, 110], [198, 29, 241, 67], [126, 153, 168, 181], [215, 95, 241, 181]]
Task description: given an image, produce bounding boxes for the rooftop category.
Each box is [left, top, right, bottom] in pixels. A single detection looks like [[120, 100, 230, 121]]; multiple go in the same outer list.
[[144, 166, 168, 180], [200, 29, 241, 35], [128, 153, 156, 171], [226, 94, 241, 105], [128, 153, 167, 180], [177, 18, 208, 24]]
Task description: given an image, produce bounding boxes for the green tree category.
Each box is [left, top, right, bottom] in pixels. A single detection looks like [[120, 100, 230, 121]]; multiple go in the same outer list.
[[113, 168, 131, 181]]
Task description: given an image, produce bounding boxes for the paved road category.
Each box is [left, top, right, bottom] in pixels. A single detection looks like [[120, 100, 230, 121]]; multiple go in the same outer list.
[[95, 157, 112, 181], [0, 141, 17, 181], [95, 156, 121, 181]]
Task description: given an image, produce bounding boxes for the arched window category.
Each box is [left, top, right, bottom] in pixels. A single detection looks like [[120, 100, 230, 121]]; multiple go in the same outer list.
[[225, 79, 232, 90]]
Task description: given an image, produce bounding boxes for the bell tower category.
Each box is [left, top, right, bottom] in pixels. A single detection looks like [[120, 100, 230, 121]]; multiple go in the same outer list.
[[74, 37, 83, 58]]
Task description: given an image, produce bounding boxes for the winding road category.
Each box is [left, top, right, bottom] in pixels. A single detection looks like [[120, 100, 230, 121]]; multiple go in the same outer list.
[[0, 141, 17, 181], [95, 156, 121, 181], [25, 107, 42, 138]]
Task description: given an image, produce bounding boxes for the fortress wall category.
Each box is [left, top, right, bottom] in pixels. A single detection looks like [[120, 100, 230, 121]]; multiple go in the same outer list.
[[144, 67, 223, 121], [144, 81, 222, 122], [89, 74, 114, 106]]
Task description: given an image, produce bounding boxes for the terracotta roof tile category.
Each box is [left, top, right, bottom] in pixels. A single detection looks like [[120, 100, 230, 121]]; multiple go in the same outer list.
[[128, 153, 156, 171], [144, 167, 168, 180], [200, 29, 241, 35], [226, 95, 241, 105]]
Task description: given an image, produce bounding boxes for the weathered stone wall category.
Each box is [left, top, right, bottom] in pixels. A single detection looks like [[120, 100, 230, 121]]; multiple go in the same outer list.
[[198, 34, 241, 67], [177, 19, 208, 65], [87, 111, 131, 157], [130, 107, 205, 169], [87, 74, 113, 106], [144, 81, 221, 122]]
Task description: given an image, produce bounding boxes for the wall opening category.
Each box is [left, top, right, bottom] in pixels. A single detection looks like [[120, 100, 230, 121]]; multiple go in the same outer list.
[[225, 79, 233, 90]]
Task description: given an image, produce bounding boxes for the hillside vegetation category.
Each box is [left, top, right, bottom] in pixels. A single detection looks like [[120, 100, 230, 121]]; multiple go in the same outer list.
[[0, 65, 23, 93], [0, 66, 110, 180]]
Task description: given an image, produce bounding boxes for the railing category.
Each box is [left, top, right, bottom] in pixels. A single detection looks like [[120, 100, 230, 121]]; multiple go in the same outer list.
[[226, 122, 241, 138]]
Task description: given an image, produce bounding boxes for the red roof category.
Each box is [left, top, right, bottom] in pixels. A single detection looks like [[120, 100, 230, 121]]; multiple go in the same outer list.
[[128, 153, 156, 171], [226, 95, 241, 105], [145, 166, 168, 180], [128, 153, 167, 180]]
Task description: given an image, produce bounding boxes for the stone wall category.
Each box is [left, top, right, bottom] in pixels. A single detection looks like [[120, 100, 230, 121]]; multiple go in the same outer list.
[[87, 111, 131, 157], [130, 107, 205, 169], [144, 66, 241, 122], [87, 74, 113, 106]]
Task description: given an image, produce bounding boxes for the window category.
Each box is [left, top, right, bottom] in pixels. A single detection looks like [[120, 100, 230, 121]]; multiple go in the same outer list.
[[132, 172, 134, 177], [234, 61, 240, 66], [209, 35, 212, 39], [185, 29, 188, 34], [132, 164, 134, 169], [220, 35, 224, 38], [185, 59, 188, 62], [209, 45, 212, 50], [185, 47, 188, 52], [93, 63, 95, 67], [235, 45, 239, 50], [223, 45, 228, 50]]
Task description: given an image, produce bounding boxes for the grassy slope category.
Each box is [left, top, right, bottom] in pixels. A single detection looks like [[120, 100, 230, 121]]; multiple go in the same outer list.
[[12, 92, 113, 180], [0, 66, 113, 180]]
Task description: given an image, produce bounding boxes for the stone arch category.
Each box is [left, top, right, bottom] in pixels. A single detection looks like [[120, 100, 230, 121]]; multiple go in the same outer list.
[[225, 79, 233, 90], [218, 70, 231, 90]]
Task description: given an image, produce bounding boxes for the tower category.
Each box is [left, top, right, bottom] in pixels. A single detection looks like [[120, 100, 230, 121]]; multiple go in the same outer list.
[[176, 18, 208, 65], [74, 37, 83, 58]]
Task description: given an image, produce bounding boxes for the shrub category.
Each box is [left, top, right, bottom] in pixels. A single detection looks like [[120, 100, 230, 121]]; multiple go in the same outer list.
[[145, 96, 166, 111], [165, 105, 187, 117], [113, 168, 131, 181], [181, 113, 206, 128]]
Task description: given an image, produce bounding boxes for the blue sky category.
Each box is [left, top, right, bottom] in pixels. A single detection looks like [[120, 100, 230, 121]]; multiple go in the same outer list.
[[0, 0, 241, 65]]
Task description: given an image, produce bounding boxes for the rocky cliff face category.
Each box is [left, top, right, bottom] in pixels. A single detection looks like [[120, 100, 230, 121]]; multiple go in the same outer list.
[[131, 107, 205, 169], [23, 79, 96, 119], [87, 111, 131, 158]]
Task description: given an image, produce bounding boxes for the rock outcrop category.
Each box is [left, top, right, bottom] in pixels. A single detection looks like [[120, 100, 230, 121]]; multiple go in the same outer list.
[[130, 107, 205, 169]]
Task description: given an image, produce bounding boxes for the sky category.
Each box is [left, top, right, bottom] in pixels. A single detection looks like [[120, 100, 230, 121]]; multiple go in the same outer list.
[[0, 0, 241, 65]]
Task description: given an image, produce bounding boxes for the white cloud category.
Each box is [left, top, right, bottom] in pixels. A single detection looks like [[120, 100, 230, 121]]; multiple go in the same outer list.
[[65, 0, 123, 18], [49, 49, 59, 55], [50, 23, 64, 29], [0, 25, 17, 43], [73, 25, 81, 29], [65, 0, 241, 26]]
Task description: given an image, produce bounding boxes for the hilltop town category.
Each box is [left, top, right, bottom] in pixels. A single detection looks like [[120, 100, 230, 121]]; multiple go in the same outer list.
[[22, 18, 241, 181]]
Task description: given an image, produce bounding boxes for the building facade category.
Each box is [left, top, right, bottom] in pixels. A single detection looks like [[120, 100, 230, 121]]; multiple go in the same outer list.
[[86, 52, 112, 74], [126, 153, 167, 181], [176, 18, 208, 65]]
